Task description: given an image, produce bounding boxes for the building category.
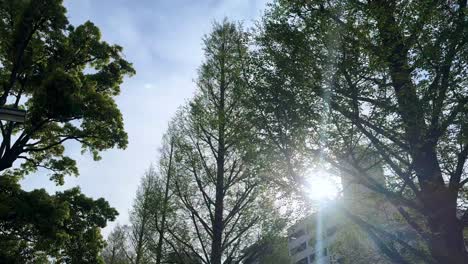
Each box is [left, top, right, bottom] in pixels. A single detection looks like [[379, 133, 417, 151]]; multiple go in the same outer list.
[[287, 151, 393, 264], [287, 208, 342, 264]]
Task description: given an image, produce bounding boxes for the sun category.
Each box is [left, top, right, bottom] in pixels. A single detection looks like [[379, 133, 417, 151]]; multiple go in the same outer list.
[[304, 169, 341, 202]]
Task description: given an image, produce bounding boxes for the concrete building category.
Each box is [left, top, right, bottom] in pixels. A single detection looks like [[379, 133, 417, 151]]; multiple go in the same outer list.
[[287, 209, 341, 264], [287, 151, 390, 264]]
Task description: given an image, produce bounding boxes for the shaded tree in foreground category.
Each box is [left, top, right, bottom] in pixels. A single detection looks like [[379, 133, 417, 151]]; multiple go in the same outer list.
[[248, 0, 468, 263]]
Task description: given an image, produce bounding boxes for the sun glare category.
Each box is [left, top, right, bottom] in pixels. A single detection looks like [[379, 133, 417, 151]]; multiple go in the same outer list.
[[304, 169, 341, 201]]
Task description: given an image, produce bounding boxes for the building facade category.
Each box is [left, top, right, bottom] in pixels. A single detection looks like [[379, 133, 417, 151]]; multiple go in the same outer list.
[[287, 152, 391, 264], [287, 211, 342, 264]]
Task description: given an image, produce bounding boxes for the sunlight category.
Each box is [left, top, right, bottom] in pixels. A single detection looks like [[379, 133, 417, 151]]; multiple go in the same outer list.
[[304, 169, 341, 202]]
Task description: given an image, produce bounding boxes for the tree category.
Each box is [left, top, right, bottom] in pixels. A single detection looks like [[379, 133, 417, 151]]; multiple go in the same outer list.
[[166, 20, 264, 264], [102, 224, 130, 264], [124, 159, 178, 264], [152, 134, 176, 264], [0, 176, 117, 263], [163, 251, 203, 264], [242, 236, 290, 264], [0, 0, 134, 182], [103, 138, 179, 264], [127, 167, 158, 264], [0, 0, 132, 261], [56, 188, 118, 264], [242, 211, 291, 264], [248, 0, 468, 263], [0, 177, 66, 263]]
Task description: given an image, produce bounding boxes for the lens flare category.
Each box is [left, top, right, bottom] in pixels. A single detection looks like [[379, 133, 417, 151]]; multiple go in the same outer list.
[[304, 169, 340, 201]]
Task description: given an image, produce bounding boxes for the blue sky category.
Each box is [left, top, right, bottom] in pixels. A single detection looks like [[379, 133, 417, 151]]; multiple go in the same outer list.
[[21, 0, 270, 235]]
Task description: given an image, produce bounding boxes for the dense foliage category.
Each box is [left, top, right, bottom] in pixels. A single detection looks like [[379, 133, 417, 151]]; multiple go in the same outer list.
[[246, 0, 468, 263], [0, 0, 133, 262], [0, 177, 117, 263], [2, 0, 465, 263], [0, 0, 134, 181]]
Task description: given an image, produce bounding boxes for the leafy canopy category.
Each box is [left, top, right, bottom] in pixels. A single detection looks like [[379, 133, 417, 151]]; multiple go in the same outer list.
[[0, 0, 135, 183], [0, 177, 118, 263]]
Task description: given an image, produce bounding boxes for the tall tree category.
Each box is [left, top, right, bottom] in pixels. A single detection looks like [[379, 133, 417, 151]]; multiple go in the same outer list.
[[128, 167, 159, 264], [0, 0, 134, 182], [166, 21, 263, 264], [104, 141, 179, 264], [248, 0, 468, 263], [102, 224, 130, 264], [152, 134, 176, 264], [0, 0, 133, 261]]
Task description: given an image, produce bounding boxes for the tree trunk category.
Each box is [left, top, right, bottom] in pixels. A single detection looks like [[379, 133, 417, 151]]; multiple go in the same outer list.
[[211, 151, 225, 264], [210, 53, 227, 264], [135, 201, 149, 264], [0, 159, 12, 171], [155, 140, 174, 264], [412, 149, 466, 262], [370, 1, 468, 262], [135, 227, 145, 264], [0, 152, 17, 172], [427, 207, 468, 263], [110, 247, 116, 264], [420, 171, 468, 263]]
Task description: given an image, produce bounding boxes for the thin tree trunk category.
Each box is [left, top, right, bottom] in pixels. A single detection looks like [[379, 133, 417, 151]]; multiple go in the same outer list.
[[135, 222, 146, 264], [109, 247, 116, 264], [155, 139, 175, 264], [211, 151, 225, 264], [210, 49, 227, 264], [135, 195, 150, 264]]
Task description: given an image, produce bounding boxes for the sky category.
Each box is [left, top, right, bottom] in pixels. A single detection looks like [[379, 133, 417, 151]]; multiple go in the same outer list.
[[21, 0, 270, 236]]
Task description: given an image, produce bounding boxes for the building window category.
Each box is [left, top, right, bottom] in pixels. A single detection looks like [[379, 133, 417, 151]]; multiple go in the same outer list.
[[290, 242, 307, 256], [295, 257, 308, 264], [289, 229, 306, 241]]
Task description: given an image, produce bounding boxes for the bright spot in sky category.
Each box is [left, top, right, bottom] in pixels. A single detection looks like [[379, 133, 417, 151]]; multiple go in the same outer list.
[[304, 169, 341, 201]]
